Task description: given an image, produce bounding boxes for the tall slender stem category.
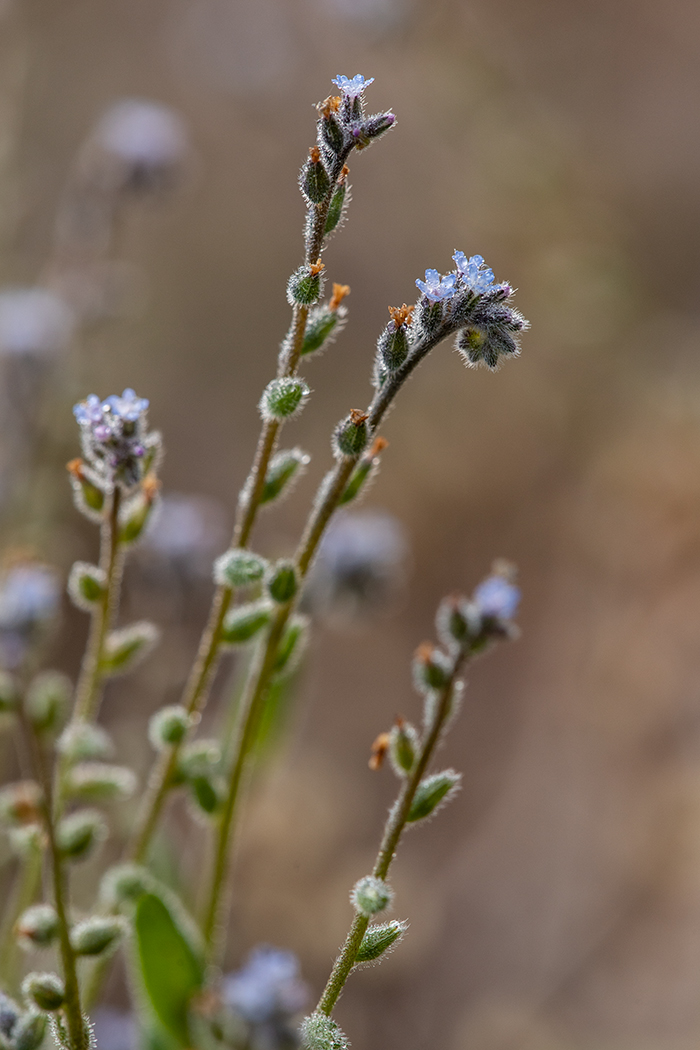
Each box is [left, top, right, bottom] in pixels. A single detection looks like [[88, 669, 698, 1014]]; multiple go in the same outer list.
[[17, 709, 87, 1050], [316, 656, 465, 1017]]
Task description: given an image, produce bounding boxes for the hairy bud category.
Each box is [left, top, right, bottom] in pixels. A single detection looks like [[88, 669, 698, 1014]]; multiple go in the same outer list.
[[101, 622, 160, 675], [214, 549, 269, 589], [407, 770, 461, 822], [355, 919, 407, 963], [351, 875, 393, 916], [287, 263, 324, 306], [333, 410, 368, 459], [25, 672, 71, 734], [220, 600, 273, 645], [148, 705, 192, 749], [22, 973, 64, 1012], [15, 905, 59, 950], [300, 1013, 350, 1050], [65, 763, 137, 803], [56, 809, 108, 860], [67, 458, 105, 520], [0, 781, 43, 827], [70, 916, 125, 957], [100, 863, 151, 906], [389, 719, 419, 776], [68, 562, 106, 611], [266, 561, 299, 604], [260, 448, 310, 503], [57, 722, 113, 763], [412, 643, 453, 694], [302, 146, 330, 204], [260, 377, 311, 421], [272, 616, 308, 677]]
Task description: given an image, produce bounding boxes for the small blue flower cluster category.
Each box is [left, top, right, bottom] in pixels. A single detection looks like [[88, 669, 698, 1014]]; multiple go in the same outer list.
[[73, 388, 154, 490], [415, 251, 498, 302], [473, 574, 520, 620], [222, 945, 308, 1029]]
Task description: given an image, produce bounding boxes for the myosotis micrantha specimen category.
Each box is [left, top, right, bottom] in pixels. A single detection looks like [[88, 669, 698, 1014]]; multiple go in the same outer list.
[[0, 74, 527, 1050]]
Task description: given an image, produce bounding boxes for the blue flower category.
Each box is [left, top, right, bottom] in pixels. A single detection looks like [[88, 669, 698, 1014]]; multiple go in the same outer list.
[[415, 269, 458, 302], [73, 394, 103, 427], [0, 564, 60, 632], [103, 388, 149, 423], [222, 946, 308, 1026], [332, 74, 374, 99], [452, 251, 496, 294], [473, 576, 520, 620]]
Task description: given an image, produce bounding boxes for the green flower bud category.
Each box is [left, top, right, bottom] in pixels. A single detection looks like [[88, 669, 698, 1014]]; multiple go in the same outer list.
[[12, 1010, 46, 1050], [213, 549, 268, 589], [57, 722, 113, 763], [324, 181, 347, 234], [266, 561, 298, 604], [220, 601, 273, 645], [355, 919, 407, 963], [100, 863, 151, 906], [389, 720, 419, 776], [0, 781, 43, 827], [178, 740, 221, 780], [189, 774, 224, 817], [300, 1013, 350, 1050], [67, 562, 106, 612], [260, 448, 310, 503], [70, 916, 124, 957], [378, 315, 411, 371], [338, 437, 387, 505], [412, 643, 453, 694], [118, 478, 159, 544], [148, 705, 192, 750], [15, 905, 59, 950], [407, 770, 461, 823], [320, 108, 345, 155], [67, 458, 105, 520], [332, 410, 368, 459], [25, 673, 71, 734], [351, 875, 393, 916], [22, 973, 64, 1012], [287, 264, 324, 306], [56, 809, 107, 860], [101, 622, 160, 676], [435, 595, 481, 651], [272, 616, 308, 677], [302, 147, 330, 203], [65, 763, 137, 803], [259, 377, 311, 421], [0, 671, 20, 713]]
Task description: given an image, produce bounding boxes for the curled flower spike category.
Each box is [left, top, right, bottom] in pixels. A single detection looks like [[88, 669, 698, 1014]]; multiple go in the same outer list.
[[415, 269, 458, 302], [73, 388, 154, 489], [332, 75, 374, 99], [452, 252, 496, 295]]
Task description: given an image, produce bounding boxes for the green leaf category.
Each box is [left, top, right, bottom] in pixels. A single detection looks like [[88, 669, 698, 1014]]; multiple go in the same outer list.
[[134, 893, 204, 1046]]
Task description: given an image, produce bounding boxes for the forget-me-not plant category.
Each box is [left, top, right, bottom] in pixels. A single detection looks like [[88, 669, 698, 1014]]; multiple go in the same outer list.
[[0, 75, 527, 1050]]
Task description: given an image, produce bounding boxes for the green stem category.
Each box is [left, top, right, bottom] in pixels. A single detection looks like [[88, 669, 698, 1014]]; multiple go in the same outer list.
[[71, 486, 123, 725], [17, 709, 87, 1050], [316, 656, 465, 1017]]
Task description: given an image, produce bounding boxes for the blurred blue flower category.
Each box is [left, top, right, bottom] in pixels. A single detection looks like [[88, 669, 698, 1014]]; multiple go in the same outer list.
[[415, 269, 457, 302], [452, 252, 496, 295], [222, 945, 308, 1026], [473, 575, 520, 620], [0, 564, 60, 633], [0, 288, 75, 357], [103, 388, 150, 423], [332, 74, 374, 98], [73, 387, 153, 489]]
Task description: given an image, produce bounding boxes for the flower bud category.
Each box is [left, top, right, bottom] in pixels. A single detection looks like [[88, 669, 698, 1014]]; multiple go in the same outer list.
[[324, 180, 347, 235], [0, 782, 43, 827], [355, 919, 407, 963], [259, 377, 311, 421], [101, 621, 160, 676], [22, 972, 64, 1012], [412, 643, 453, 694], [220, 601, 273, 645], [287, 263, 324, 306], [25, 673, 71, 734], [65, 763, 137, 803], [301, 147, 330, 204], [0, 671, 19, 714], [67, 458, 105, 519], [214, 549, 269, 589], [100, 863, 151, 906], [333, 410, 368, 459], [12, 1011, 46, 1050], [15, 905, 59, 950], [351, 875, 393, 916], [300, 307, 341, 358], [266, 561, 298, 604], [339, 437, 387, 505], [378, 323, 409, 373], [407, 770, 461, 823], [319, 105, 345, 156], [300, 1013, 349, 1050], [359, 111, 396, 145], [118, 478, 160, 544], [68, 561, 106, 611], [389, 720, 419, 776], [260, 448, 310, 503], [435, 595, 482, 651], [148, 705, 192, 749], [57, 722, 113, 763], [70, 916, 124, 957], [272, 616, 308, 677], [178, 740, 221, 780], [56, 809, 108, 860], [189, 774, 224, 817]]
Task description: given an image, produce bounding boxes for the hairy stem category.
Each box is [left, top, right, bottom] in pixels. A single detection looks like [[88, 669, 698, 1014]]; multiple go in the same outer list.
[[316, 657, 464, 1017]]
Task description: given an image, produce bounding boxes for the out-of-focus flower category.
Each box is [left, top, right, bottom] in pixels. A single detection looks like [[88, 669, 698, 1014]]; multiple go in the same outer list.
[[473, 574, 520, 620], [91, 1008, 137, 1050], [0, 289, 75, 357], [0, 562, 60, 669], [415, 269, 457, 302], [306, 510, 409, 623], [222, 945, 308, 1026], [140, 493, 228, 577], [93, 99, 189, 193], [331, 74, 374, 99], [73, 388, 155, 490], [452, 252, 496, 295]]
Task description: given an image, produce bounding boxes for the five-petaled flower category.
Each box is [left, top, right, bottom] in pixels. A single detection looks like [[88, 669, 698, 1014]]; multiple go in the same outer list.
[[332, 75, 374, 99], [415, 269, 458, 302], [453, 252, 496, 295]]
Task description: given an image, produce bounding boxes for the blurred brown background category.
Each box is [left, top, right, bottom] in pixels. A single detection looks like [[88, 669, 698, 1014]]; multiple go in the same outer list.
[[3, 0, 700, 1047]]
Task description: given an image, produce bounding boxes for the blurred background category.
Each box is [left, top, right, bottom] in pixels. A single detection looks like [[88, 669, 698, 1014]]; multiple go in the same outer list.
[[2, 0, 700, 1047]]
